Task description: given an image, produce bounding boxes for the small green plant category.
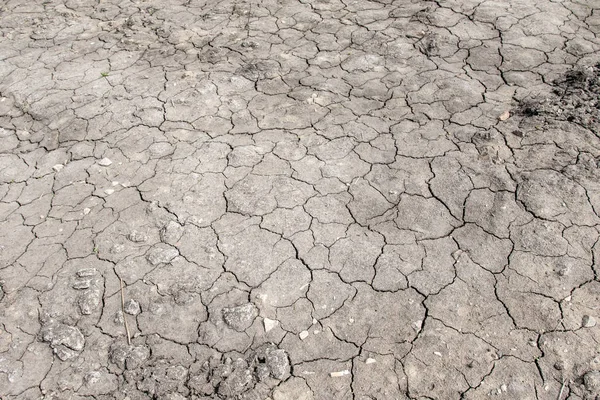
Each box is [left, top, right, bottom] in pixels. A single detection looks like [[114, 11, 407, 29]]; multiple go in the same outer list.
[[93, 247, 99, 254], [101, 72, 109, 77]]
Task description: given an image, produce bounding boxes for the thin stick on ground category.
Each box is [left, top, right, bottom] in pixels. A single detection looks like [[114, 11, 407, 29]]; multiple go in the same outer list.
[[119, 276, 131, 345], [557, 378, 566, 400]]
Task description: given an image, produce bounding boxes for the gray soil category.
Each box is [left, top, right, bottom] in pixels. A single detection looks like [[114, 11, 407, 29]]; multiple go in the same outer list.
[[1, 0, 600, 399]]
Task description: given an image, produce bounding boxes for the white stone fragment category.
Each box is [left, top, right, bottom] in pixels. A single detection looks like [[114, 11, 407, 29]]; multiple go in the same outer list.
[[299, 330, 309, 340], [264, 318, 278, 333], [583, 315, 597, 328], [330, 370, 350, 377], [52, 164, 64, 172], [104, 188, 114, 195], [98, 157, 112, 166], [365, 358, 377, 364]]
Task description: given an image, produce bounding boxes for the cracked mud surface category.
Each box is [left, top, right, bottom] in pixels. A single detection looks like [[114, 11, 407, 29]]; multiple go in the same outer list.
[[1, 0, 600, 398]]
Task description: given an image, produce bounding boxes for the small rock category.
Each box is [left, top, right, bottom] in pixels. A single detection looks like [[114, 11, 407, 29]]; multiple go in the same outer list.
[[584, 371, 600, 394], [40, 322, 85, 361], [583, 315, 597, 328], [109, 343, 150, 370], [72, 279, 91, 290], [52, 164, 64, 172], [451, 249, 464, 260], [557, 266, 569, 276], [127, 346, 151, 370], [500, 384, 507, 392], [299, 330, 309, 340], [83, 370, 101, 385], [146, 246, 179, 265], [263, 318, 278, 332], [78, 288, 102, 315], [160, 220, 184, 244], [77, 268, 97, 277], [554, 361, 564, 370], [104, 188, 115, 195], [434, 351, 442, 357], [265, 347, 290, 380], [128, 230, 147, 243], [365, 358, 376, 364], [98, 157, 112, 166], [124, 299, 140, 316], [114, 310, 124, 324], [499, 110, 510, 121], [110, 243, 124, 254], [222, 303, 258, 331], [54, 347, 80, 361], [218, 362, 253, 397], [330, 370, 350, 378], [255, 363, 270, 382], [83, 208, 91, 215]]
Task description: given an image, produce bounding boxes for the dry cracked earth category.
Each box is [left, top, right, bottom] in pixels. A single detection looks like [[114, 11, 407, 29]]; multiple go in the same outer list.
[[1, 0, 600, 399]]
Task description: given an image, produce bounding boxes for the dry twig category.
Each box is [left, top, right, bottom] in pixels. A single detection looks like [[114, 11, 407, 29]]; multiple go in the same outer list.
[[119, 276, 131, 345], [557, 378, 566, 400]]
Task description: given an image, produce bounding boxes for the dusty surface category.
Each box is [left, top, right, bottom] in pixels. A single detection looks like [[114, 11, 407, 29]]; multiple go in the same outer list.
[[1, 0, 600, 399]]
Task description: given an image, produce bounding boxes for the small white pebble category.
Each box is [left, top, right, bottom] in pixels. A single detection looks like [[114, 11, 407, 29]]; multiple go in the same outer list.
[[111, 181, 119, 186], [263, 318, 278, 333], [299, 330, 309, 340], [104, 188, 115, 195], [83, 208, 91, 215], [365, 358, 376, 364], [583, 315, 597, 328], [98, 157, 112, 166], [501, 384, 507, 392], [434, 351, 442, 357], [52, 164, 64, 172]]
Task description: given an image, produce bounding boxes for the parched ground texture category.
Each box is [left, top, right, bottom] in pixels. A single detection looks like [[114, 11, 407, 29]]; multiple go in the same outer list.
[[1, 0, 600, 398]]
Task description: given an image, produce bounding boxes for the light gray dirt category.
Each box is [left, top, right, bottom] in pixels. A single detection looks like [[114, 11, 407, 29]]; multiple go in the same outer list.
[[1, 0, 600, 399]]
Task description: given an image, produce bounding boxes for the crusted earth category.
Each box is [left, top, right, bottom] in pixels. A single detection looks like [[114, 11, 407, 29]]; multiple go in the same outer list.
[[1, 0, 600, 399]]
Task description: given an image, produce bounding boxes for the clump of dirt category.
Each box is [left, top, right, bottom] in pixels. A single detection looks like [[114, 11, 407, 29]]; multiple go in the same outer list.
[[110, 342, 290, 399], [516, 64, 600, 130]]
